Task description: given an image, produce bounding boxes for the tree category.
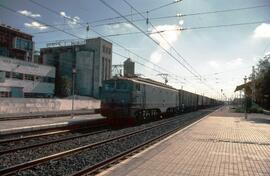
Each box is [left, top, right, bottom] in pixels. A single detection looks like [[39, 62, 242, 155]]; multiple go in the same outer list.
[[255, 54, 270, 109]]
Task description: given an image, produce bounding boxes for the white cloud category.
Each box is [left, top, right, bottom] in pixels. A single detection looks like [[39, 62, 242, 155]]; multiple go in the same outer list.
[[179, 20, 184, 26], [18, 10, 41, 18], [150, 50, 162, 64], [60, 11, 81, 27], [123, 23, 133, 29], [104, 22, 133, 33], [150, 24, 181, 50], [225, 58, 243, 68], [253, 23, 270, 38], [24, 21, 48, 30], [208, 60, 220, 69], [142, 24, 182, 66], [253, 56, 260, 63]]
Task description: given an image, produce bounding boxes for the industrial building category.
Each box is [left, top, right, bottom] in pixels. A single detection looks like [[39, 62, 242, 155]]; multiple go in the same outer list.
[[0, 24, 55, 98], [0, 24, 34, 62], [41, 37, 112, 98]]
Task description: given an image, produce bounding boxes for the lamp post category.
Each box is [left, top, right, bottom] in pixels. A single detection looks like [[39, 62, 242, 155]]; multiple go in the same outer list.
[[244, 76, 247, 119], [221, 89, 223, 103], [71, 68, 76, 118]]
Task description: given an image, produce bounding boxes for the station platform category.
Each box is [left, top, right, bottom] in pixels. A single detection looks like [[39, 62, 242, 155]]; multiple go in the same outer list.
[[100, 106, 270, 176], [0, 114, 105, 135]]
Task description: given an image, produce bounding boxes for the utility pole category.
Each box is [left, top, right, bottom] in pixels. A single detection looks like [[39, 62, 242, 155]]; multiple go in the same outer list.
[[71, 68, 76, 118], [221, 89, 223, 102], [244, 76, 247, 119], [252, 66, 256, 103]]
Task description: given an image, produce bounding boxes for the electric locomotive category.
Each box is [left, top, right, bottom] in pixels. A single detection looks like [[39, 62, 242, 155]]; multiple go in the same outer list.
[[100, 76, 208, 125]]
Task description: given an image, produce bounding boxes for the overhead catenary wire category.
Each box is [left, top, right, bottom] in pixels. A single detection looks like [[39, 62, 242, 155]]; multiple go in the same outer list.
[[26, 0, 182, 77], [102, 0, 222, 96], [1, 1, 226, 95], [14, 2, 268, 38], [28, 0, 230, 96], [84, 3, 270, 29], [0, 4, 82, 40], [19, 3, 270, 35], [78, 3, 270, 27], [99, 0, 200, 80], [1, 1, 189, 86], [122, 0, 202, 79]]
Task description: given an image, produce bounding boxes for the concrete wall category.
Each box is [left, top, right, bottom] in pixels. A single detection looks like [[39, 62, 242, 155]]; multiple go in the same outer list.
[[0, 98, 100, 114]]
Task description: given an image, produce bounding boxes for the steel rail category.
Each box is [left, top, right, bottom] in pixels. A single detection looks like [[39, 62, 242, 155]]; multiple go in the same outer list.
[[0, 114, 192, 176], [0, 130, 71, 144], [0, 129, 108, 155], [71, 114, 204, 176], [0, 123, 107, 144]]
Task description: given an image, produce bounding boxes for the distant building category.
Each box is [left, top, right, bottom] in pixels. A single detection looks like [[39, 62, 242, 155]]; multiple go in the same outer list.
[[40, 37, 112, 98], [0, 56, 55, 98], [0, 24, 55, 98], [0, 24, 34, 61], [124, 58, 135, 77]]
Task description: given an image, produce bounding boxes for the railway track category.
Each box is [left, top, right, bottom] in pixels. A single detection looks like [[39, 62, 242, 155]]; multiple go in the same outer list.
[[0, 116, 107, 141], [0, 129, 108, 155], [0, 108, 215, 176], [0, 121, 107, 146]]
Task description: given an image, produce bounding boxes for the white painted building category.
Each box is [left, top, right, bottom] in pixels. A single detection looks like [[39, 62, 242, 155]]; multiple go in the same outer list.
[[0, 56, 55, 97]]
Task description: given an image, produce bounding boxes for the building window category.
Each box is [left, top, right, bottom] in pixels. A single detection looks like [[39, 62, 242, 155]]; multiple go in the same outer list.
[[102, 57, 105, 80], [35, 76, 42, 82], [14, 37, 33, 51], [24, 74, 34, 81], [107, 59, 110, 79], [136, 84, 140, 91], [0, 92, 10, 97], [108, 48, 111, 55], [105, 59, 107, 80], [24, 92, 51, 98], [12, 72, 23, 80], [5, 72, 11, 78], [43, 77, 55, 83]]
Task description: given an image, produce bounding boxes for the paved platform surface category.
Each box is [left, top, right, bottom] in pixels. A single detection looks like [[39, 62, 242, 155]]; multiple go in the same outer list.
[[100, 107, 270, 176], [0, 114, 104, 135]]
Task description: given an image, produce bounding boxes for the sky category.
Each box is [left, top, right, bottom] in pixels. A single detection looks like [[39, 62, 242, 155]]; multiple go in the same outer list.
[[0, 0, 270, 100]]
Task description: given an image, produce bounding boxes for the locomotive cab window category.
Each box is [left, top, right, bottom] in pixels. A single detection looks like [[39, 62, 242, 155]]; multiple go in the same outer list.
[[116, 81, 128, 90], [104, 82, 114, 91]]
